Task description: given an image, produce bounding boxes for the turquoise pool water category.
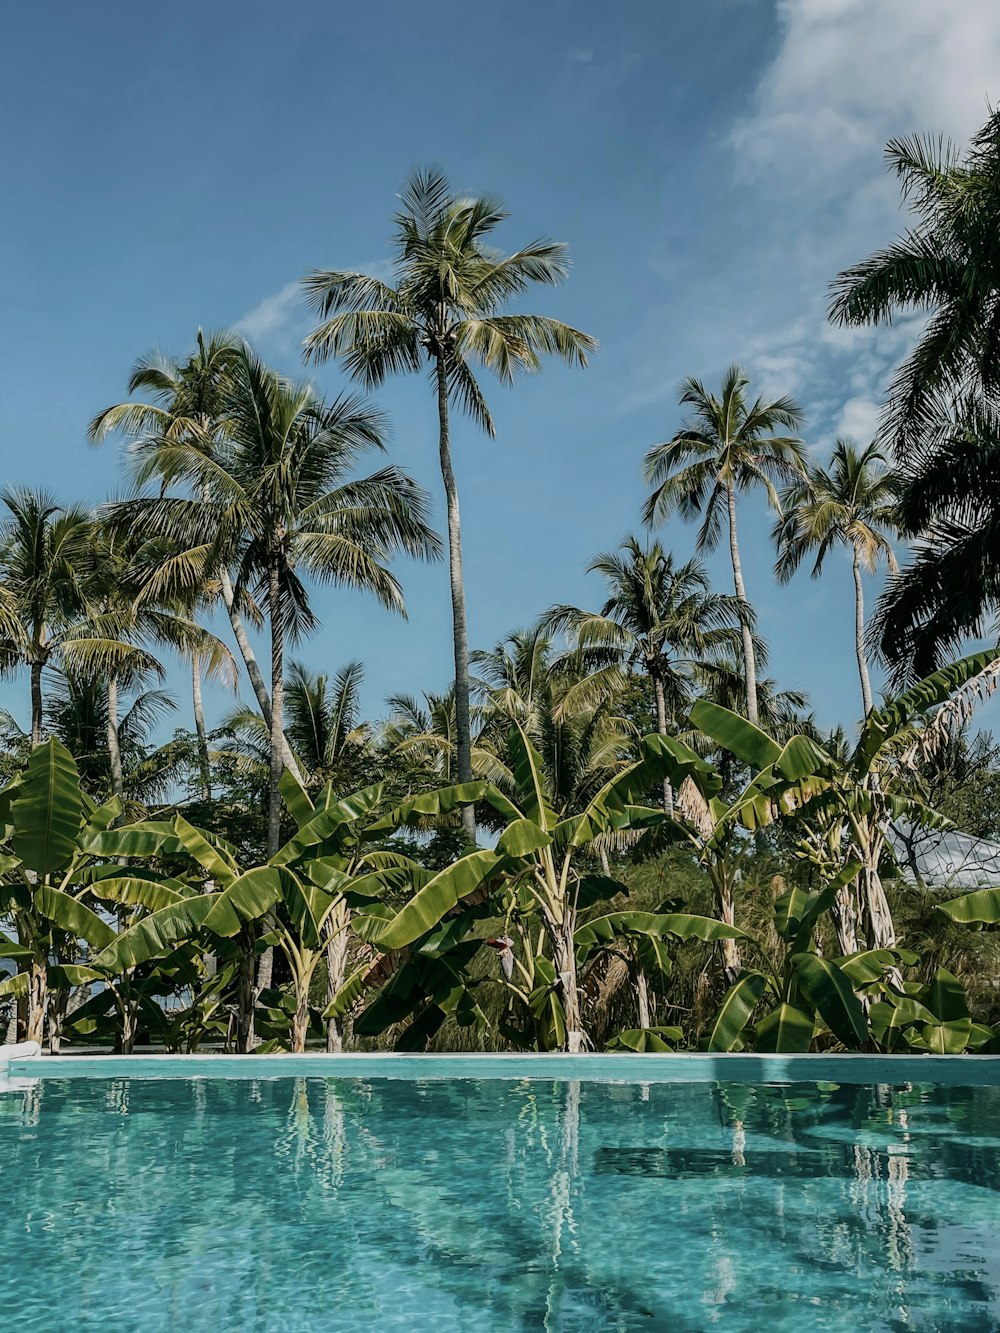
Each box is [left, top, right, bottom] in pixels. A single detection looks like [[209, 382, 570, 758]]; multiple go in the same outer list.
[[2, 1068, 999, 1330]]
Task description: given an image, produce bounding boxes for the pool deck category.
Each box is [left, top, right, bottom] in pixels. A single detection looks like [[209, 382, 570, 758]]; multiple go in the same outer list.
[[5, 1049, 1000, 1085]]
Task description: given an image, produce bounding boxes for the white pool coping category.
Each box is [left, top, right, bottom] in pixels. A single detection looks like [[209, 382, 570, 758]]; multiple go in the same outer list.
[[5, 1050, 1000, 1085]]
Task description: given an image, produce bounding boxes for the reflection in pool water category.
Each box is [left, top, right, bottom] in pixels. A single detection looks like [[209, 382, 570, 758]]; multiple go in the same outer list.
[[2, 1076, 998, 1330]]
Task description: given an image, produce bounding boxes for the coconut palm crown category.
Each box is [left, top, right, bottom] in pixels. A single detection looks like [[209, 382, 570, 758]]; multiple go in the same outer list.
[[774, 439, 899, 714]]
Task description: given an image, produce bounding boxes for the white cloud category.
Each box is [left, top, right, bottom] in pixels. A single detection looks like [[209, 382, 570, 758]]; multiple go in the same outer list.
[[733, 0, 1000, 187], [836, 395, 880, 443], [234, 281, 302, 344], [234, 258, 394, 352]]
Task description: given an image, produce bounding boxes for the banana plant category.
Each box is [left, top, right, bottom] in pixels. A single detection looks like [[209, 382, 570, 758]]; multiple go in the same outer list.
[[690, 649, 1000, 959], [91, 777, 431, 1051], [0, 739, 132, 1044], [575, 906, 743, 1050], [704, 865, 899, 1051], [356, 724, 736, 1051]]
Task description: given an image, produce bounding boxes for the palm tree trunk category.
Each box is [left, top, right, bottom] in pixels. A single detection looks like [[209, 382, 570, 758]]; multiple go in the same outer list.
[[254, 554, 286, 1010], [30, 660, 43, 746], [218, 566, 302, 782], [652, 673, 675, 817], [107, 673, 124, 800], [436, 356, 476, 843], [191, 655, 212, 801], [266, 556, 285, 859], [725, 481, 758, 726], [853, 550, 874, 717]]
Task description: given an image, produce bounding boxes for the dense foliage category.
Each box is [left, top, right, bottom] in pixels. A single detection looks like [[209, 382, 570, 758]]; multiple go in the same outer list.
[[5, 120, 1000, 1057]]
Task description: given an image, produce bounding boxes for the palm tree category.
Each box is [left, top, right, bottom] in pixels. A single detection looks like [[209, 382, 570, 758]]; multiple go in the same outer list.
[[117, 346, 440, 857], [0, 491, 157, 746], [829, 111, 1000, 454], [543, 539, 743, 813], [472, 627, 636, 826], [774, 439, 899, 715], [0, 668, 182, 807], [82, 522, 237, 802], [865, 407, 1000, 680], [89, 329, 286, 779], [643, 366, 807, 726], [383, 688, 466, 788], [220, 659, 372, 792], [302, 168, 596, 839]]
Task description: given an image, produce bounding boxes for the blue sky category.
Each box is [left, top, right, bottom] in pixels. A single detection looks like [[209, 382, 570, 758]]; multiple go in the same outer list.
[[3, 0, 1000, 739]]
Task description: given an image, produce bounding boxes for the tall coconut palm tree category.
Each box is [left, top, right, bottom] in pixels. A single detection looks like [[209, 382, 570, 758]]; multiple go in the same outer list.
[[543, 539, 743, 813], [302, 168, 597, 838], [116, 346, 441, 857], [89, 329, 286, 779], [643, 366, 807, 726], [774, 440, 899, 715], [0, 491, 157, 746], [829, 111, 1000, 454]]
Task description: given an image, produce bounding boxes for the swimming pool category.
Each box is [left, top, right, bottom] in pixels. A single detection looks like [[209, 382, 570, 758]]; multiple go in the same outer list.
[[3, 1055, 1000, 1330]]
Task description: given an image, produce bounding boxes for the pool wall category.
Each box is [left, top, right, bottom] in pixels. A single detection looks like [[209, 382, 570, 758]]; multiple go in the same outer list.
[[6, 1050, 1000, 1085]]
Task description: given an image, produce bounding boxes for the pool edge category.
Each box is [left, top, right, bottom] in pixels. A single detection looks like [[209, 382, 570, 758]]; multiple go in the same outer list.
[[8, 1050, 1000, 1086]]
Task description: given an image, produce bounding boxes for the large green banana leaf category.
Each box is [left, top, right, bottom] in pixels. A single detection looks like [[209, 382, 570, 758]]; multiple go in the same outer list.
[[81, 820, 185, 859], [86, 875, 193, 914], [373, 849, 503, 951], [498, 817, 552, 857], [508, 724, 558, 831], [791, 953, 867, 1048], [278, 769, 314, 828], [201, 866, 285, 937], [938, 886, 1000, 925], [706, 972, 768, 1051], [93, 894, 219, 972], [857, 649, 1000, 768], [754, 1002, 815, 1052], [575, 910, 743, 966], [689, 700, 782, 770], [171, 816, 239, 885], [606, 1026, 684, 1053], [10, 738, 84, 876], [364, 782, 520, 835], [271, 783, 385, 865], [33, 885, 115, 949]]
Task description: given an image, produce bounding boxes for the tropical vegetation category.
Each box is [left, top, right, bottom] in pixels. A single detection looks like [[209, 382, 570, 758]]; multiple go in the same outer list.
[[6, 118, 1000, 1057]]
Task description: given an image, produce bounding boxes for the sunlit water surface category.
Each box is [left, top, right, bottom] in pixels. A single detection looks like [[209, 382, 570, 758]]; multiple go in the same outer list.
[[2, 1075, 999, 1330]]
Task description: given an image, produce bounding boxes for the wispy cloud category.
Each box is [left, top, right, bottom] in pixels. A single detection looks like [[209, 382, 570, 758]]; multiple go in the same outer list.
[[234, 281, 302, 344], [732, 0, 1000, 190], [234, 258, 394, 352], [622, 1, 1000, 440]]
